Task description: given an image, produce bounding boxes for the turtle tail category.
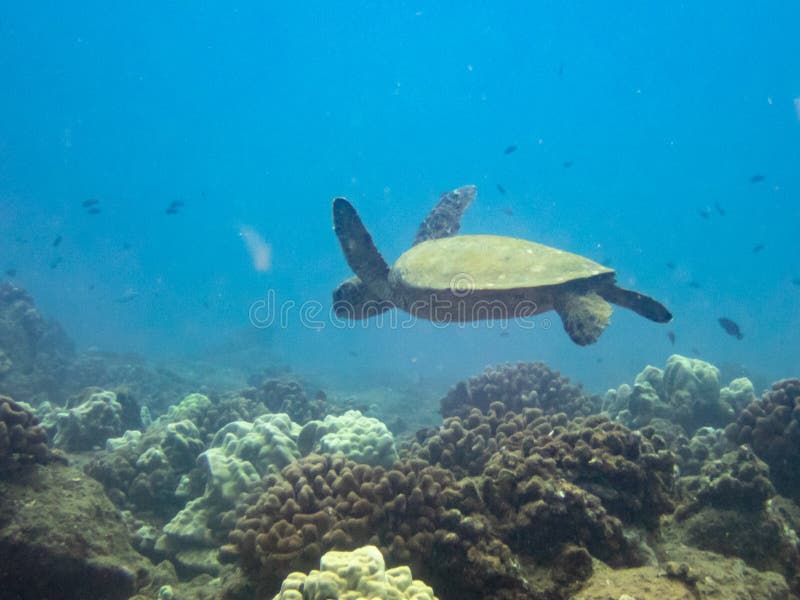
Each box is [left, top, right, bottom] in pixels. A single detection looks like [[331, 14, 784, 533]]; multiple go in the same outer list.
[[333, 198, 391, 297], [599, 284, 672, 323]]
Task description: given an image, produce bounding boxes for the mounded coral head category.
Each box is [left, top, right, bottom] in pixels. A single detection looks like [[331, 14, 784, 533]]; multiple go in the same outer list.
[[0, 394, 51, 470], [299, 410, 398, 468], [273, 545, 438, 600]]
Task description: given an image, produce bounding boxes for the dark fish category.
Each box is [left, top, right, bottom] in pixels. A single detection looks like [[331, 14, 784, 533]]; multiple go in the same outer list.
[[752, 243, 765, 253], [665, 262, 676, 270], [750, 174, 765, 183], [503, 145, 518, 155], [697, 208, 711, 219], [792, 277, 800, 287], [714, 202, 725, 216], [562, 160, 573, 168], [690, 346, 701, 355], [348, 350, 359, 357], [165, 207, 180, 215], [15, 237, 28, 244], [82, 199, 99, 207], [52, 235, 62, 247], [558, 63, 564, 77], [688, 280, 701, 289], [496, 183, 506, 195], [502, 207, 514, 216], [169, 200, 185, 208], [87, 207, 101, 215], [122, 242, 131, 250], [667, 331, 675, 345], [718, 317, 743, 340], [49, 256, 62, 269], [4, 268, 16, 277], [499, 331, 510, 338], [88, 284, 95, 291]]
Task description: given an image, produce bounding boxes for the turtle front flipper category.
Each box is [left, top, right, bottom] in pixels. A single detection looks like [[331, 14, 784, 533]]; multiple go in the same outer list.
[[599, 285, 672, 323], [333, 198, 391, 298], [333, 276, 393, 320], [553, 291, 613, 346], [412, 185, 477, 245]]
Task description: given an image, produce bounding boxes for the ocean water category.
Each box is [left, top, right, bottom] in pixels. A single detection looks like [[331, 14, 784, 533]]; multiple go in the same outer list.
[[1, 1, 799, 395]]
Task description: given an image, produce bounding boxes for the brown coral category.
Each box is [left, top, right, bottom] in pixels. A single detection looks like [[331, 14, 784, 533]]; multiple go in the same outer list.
[[0, 394, 51, 471], [439, 361, 597, 420], [223, 454, 523, 599], [724, 379, 800, 500]]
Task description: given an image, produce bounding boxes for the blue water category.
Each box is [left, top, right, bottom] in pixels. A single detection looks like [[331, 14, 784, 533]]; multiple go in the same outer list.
[[1, 2, 798, 394]]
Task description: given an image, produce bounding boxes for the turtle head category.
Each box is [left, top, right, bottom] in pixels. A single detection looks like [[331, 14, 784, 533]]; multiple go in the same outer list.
[[332, 276, 393, 321], [333, 197, 392, 299]]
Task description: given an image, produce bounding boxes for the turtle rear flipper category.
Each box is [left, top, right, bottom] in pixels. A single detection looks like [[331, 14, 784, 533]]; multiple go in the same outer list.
[[554, 291, 612, 345], [413, 185, 477, 245], [333, 198, 391, 297], [600, 284, 672, 323]]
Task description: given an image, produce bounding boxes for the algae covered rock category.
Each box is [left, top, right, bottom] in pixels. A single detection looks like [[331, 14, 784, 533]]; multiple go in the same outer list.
[[299, 410, 398, 467], [273, 545, 438, 600], [0, 462, 151, 599]]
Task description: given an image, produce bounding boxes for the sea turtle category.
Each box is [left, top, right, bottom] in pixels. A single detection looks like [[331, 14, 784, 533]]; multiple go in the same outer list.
[[332, 185, 672, 345]]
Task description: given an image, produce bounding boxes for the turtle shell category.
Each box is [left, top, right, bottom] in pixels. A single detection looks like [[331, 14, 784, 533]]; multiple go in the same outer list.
[[392, 234, 613, 291]]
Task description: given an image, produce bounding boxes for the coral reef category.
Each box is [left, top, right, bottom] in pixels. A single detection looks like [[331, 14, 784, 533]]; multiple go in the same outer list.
[[40, 388, 127, 451], [0, 282, 75, 404], [725, 378, 800, 500], [155, 414, 302, 575], [224, 454, 523, 598], [439, 361, 596, 420], [0, 394, 51, 470], [604, 354, 741, 434], [299, 410, 398, 468], [247, 376, 329, 424], [85, 417, 205, 517], [272, 545, 438, 600]]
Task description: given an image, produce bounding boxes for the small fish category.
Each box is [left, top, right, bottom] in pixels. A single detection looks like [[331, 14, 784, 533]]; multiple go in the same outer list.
[[15, 237, 28, 244], [665, 262, 676, 270], [82, 199, 99, 207], [750, 174, 765, 183], [718, 317, 744, 340], [562, 160, 573, 168], [165, 206, 180, 215], [752, 243, 765, 253], [690, 347, 701, 356], [88, 284, 95, 291], [496, 183, 506, 195], [52, 235, 62, 247], [503, 145, 518, 155], [348, 350, 359, 357], [499, 331, 510, 338], [4, 268, 17, 277], [688, 280, 701, 289], [792, 277, 800, 287], [502, 207, 514, 216], [714, 202, 725, 216], [122, 242, 131, 250], [169, 200, 185, 208], [558, 63, 564, 77], [49, 256, 62, 269], [697, 208, 711, 219], [667, 331, 675, 345], [87, 207, 101, 215]]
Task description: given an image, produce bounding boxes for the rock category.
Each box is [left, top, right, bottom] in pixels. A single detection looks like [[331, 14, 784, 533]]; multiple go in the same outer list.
[[0, 462, 151, 599]]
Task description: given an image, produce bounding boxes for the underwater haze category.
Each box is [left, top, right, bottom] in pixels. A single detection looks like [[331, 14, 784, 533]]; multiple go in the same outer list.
[[1, 1, 799, 393]]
